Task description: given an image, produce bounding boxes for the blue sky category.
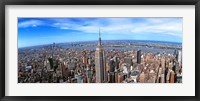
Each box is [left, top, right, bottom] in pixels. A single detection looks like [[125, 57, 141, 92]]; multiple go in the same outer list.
[[18, 18, 182, 48]]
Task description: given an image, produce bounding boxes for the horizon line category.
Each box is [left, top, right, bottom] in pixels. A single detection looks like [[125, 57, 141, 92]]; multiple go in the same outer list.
[[18, 39, 182, 49]]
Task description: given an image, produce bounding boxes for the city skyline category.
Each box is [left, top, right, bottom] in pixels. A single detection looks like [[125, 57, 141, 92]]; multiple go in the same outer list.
[[18, 18, 182, 48], [18, 27, 182, 83]]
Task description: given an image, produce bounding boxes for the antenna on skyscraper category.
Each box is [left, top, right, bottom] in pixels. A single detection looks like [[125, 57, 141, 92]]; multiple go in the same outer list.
[[99, 27, 101, 38], [98, 27, 102, 46]]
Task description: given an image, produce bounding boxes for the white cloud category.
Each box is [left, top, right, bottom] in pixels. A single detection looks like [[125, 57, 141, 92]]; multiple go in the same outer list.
[[20, 18, 182, 38], [130, 19, 182, 37], [18, 20, 44, 28], [50, 18, 182, 38]]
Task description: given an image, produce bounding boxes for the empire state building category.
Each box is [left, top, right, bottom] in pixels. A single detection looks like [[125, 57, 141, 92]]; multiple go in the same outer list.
[[95, 28, 107, 83]]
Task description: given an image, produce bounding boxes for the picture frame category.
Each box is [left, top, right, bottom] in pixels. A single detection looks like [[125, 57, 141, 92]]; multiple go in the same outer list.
[[0, 0, 200, 101]]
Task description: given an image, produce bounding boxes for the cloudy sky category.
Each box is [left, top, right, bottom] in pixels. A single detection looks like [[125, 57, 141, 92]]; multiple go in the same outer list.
[[18, 18, 182, 48]]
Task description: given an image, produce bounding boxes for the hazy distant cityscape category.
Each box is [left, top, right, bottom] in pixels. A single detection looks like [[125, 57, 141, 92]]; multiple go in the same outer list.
[[18, 18, 182, 83]]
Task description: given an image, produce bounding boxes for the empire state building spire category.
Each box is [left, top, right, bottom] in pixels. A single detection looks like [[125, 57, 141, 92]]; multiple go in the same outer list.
[[98, 28, 101, 46]]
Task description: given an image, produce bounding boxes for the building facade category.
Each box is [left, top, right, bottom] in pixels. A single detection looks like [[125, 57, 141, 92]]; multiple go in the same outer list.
[[95, 28, 107, 83]]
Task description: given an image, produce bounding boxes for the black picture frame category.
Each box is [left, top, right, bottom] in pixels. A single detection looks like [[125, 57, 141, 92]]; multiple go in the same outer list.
[[0, 0, 200, 101]]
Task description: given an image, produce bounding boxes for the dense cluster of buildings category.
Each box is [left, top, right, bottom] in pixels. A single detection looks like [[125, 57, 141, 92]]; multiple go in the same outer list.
[[18, 29, 182, 83]]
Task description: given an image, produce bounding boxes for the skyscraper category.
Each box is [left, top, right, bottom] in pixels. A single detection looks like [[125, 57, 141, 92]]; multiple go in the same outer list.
[[48, 43, 56, 71], [174, 49, 178, 60], [109, 59, 115, 73], [174, 49, 182, 65], [137, 50, 141, 64], [169, 71, 175, 83], [178, 50, 182, 64], [95, 28, 107, 83]]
